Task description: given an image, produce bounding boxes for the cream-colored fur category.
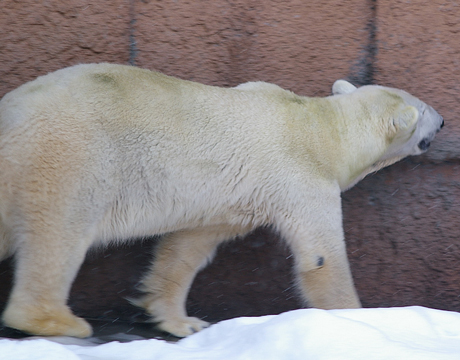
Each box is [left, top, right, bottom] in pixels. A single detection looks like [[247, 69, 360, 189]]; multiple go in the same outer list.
[[0, 64, 443, 338]]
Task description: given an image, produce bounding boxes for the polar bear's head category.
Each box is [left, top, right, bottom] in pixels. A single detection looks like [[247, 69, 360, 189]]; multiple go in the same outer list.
[[332, 80, 444, 188], [333, 79, 443, 157]]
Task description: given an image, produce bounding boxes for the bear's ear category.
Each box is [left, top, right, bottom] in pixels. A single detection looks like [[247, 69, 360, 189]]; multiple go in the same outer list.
[[332, 80, 357, 95], [393, 105, 419, 131]]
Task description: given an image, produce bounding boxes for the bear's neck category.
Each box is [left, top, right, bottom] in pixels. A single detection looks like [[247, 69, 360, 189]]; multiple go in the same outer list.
[[330, 96, 394, 191], [289, 96, 391, 191]]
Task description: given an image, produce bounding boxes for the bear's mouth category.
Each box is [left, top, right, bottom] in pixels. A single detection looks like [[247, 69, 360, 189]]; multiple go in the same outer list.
[[418, 138, 431, 151]]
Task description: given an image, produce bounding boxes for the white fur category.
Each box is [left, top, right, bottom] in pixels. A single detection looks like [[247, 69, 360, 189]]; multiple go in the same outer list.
[[0, 64, 443, 337]]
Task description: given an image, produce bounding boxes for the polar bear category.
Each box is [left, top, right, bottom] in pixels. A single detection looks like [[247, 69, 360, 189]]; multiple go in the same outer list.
[[0, 64, 443, 338]]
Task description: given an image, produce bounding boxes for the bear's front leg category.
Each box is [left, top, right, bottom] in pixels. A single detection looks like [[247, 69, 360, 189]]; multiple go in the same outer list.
[[281, 188, 361, 310], [291, 243, 361, 309]]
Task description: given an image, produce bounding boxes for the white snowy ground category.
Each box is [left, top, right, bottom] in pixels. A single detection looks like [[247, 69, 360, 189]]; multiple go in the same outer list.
[[1, 306, 460, 360]]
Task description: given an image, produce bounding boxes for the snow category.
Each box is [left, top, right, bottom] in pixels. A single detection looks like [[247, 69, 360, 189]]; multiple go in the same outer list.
[[1, 306, 460, 360]]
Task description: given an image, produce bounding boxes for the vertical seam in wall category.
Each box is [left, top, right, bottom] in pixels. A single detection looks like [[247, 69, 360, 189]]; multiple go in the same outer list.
[[348, 0, 377, 86], [366, 0, 377, 84], [129, 0, 138, 66]]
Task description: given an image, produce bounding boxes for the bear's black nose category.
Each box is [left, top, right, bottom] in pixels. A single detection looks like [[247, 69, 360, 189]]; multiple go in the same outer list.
[[418, 138, 431, 151], [440, 118, 444, 128]]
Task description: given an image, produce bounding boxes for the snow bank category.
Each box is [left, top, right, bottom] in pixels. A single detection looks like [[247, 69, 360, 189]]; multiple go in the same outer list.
[[1, 306, 460, 360]]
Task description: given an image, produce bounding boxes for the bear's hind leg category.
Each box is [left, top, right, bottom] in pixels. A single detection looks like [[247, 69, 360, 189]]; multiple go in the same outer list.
[[2, 228, 94, 337], [134, 225, 250, 337]]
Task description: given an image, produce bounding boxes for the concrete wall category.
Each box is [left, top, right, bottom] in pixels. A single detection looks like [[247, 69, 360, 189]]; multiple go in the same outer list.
[[1, 0, 459, 324]]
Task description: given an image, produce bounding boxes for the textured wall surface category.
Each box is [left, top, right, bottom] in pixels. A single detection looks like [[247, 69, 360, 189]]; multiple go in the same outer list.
[[0, 0, 459, 326], [0, 1, 131, 95]]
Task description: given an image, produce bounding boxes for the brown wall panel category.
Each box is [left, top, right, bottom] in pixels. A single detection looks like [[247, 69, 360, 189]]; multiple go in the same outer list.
[[0, 0, 131, 99], [134, 0, 373, 94], [344, 159, 460, 311]]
